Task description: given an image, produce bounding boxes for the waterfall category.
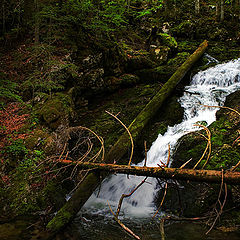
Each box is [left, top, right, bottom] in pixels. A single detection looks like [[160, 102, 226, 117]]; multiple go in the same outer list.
[[80, 58, 240, 220]]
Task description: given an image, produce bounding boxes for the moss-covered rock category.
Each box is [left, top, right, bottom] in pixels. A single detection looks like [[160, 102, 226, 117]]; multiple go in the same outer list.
[[34, 93, 74, 130], [125, 51, 157, 72], [25, 129, 49, 150], [157, 33, 178, 49]]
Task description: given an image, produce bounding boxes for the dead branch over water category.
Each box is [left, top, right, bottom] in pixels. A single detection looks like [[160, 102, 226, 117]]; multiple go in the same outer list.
[[58, 161, 240, 185]]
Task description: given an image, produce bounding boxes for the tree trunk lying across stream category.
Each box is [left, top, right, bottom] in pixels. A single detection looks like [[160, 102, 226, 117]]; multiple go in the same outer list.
[[58, 161, 240, 185], [45, 40, 208, 237]]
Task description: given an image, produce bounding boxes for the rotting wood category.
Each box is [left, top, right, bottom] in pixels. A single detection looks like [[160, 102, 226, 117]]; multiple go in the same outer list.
[[45, 40, 208, 236]]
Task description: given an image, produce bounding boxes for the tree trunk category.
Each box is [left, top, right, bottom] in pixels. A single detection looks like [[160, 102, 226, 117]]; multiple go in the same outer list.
[[57, 161, 240, 185], [216, 1, 220, 21], [45, 40, 208, 236], [220, 0, 224, 22], [34, 0, 39, 44], [195, 0, 200, 15]]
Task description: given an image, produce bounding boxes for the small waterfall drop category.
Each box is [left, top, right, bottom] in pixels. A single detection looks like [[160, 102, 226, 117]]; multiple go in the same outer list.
[[81, 58, 240, 220]]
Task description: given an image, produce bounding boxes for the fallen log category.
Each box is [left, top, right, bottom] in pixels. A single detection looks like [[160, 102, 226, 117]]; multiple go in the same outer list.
[[57, 161, 240, 185], [45, 40, 208, 236], [106, 40, 208, 164]]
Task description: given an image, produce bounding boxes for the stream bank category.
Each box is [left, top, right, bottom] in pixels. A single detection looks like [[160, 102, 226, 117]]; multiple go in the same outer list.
[[2, 2, 240, 238]]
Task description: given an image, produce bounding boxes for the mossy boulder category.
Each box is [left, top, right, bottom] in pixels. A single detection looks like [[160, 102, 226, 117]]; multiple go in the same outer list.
[[135, 65, 175, 83], [34, 93, 74, 130], [125, 50, 157, 72], [178, 41, 199, 53], [157, 33, 178, 49]]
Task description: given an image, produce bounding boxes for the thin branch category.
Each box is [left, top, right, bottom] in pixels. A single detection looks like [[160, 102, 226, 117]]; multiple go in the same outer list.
[[144, 141, 147, 167], [116, 177, 148, 217], [107, 201, 141, 240], [200, 104, 240, 117], [166, 144, 171, 167], [193, 124, 211, 169], [152, 183, 168, 219], [180, 158, 193, 169], [106, 110, 134, 166]]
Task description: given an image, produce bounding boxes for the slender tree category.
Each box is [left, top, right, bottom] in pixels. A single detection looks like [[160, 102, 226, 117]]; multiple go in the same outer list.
[[34, 0, 39, 44], [195, 0, 200, 15], [220, 0, 224, 21]]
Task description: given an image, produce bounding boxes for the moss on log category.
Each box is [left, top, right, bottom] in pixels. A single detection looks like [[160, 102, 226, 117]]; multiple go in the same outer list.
[[46, 172, 100, 234], [105, 40, 208, 164], [62, 161, 240, 185], [45, 40, 208, 236]]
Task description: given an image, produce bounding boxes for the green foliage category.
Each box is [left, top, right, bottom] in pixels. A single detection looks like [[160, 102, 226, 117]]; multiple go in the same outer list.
[[5, 139, 28, 159], [0, 74, 22, 108], [136, 0, 163, 19], [21, 44, 76, 100]]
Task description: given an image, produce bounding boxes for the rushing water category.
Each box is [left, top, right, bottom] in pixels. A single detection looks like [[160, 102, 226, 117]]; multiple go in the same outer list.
[[75, 58, 240, 238]]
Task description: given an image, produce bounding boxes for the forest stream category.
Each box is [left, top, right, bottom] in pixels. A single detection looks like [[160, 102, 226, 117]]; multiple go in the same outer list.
[[60, 58, 240, 239]]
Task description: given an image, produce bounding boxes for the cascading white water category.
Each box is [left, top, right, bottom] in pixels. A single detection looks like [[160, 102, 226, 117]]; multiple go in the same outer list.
[[81, 58, 240, 219]]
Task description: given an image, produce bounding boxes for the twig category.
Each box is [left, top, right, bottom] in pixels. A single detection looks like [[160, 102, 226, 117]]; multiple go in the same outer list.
[[200, 104, 240, 117], [180, 158, 193, 169], [166, 144, 171, 167], [116, 177, 148, 217], [160, 218, 165, 240], [105, 110, 134, 166], [107, 201, 141, 240], [152, 183, 168, 219], [144, 141, 147, 167], [231, 160, 240, 171], [206, 170, 227, 234], [193, 124, 211, 169]]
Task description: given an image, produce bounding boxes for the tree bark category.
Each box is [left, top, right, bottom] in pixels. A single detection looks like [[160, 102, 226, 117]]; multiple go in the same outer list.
[[45, 40, 208, 236], [57, 161, 240, 185]]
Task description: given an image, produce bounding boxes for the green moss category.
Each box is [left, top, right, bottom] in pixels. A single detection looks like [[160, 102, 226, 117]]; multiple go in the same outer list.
[[173, 20, 196, 38], [25, 129, 49, 150], [118, 74, 140, 86], [47, 208, 72, 232], [178, 41, 199, 53], [157, 33, 178, 49], [167, 52, 191, 66], [34, 93, 74, 130]]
